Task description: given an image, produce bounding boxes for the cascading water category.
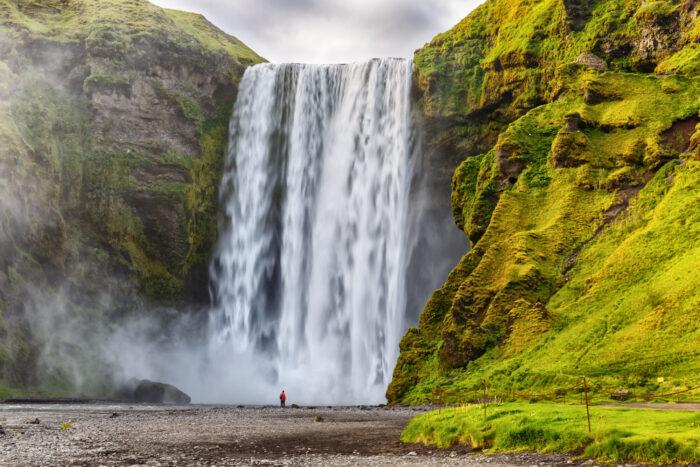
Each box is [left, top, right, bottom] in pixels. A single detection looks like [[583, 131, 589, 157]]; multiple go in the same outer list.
[[209, 58, 418, 404]]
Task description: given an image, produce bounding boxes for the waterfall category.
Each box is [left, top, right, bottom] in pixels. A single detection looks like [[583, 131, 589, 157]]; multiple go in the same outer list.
[[209, 59, 417, 405]]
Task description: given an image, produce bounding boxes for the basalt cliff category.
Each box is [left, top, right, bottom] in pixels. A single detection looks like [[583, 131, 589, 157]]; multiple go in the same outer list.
[[0, 0, 264, 395]]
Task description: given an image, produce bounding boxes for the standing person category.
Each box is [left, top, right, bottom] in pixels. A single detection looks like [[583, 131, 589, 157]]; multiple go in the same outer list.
[[279, 390, 286, 407]]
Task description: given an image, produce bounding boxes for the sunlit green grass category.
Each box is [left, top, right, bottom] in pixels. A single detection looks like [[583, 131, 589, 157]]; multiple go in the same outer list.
[[403, 402, 700, 464]]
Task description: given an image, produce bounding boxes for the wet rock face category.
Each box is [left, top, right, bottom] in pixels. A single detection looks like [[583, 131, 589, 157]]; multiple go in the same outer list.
[[495, 143, 525, 185], [0, 5, 258, 307], [79, 38, 241, 287], [85, 38, 238, 161], [633, 1, 699, 71]]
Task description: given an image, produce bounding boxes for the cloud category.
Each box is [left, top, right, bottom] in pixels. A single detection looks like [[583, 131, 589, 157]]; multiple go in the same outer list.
[[150, 0, 484, 63]]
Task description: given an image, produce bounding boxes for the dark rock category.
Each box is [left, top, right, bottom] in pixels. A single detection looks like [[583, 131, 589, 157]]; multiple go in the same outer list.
[[562, 0, 596, 30], [116, 378, 191, 404], [313, 416, 325, 423], [24, 418, 40, 424], [0, 425, 4, 435], [564, 112, 581, 132], [583, 86, 602, 105], [631, 2, 692, 71], [290, 404, 300, 409], [573, 52, 607, 72], [134, 380, 191, 404], [661, 116, 699, 155], [495, 142, 525, 185], [110, 413, 119, 418]]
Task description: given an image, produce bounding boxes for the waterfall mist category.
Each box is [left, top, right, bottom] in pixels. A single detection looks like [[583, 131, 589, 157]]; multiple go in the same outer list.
[[208, 59, 418, 404]]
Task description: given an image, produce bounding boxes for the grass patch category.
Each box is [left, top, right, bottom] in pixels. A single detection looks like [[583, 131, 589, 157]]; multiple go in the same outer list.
[[402, 402, 700, 464]]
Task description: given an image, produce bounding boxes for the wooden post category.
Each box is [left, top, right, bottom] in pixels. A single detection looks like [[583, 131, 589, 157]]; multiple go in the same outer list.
[[438, 387, 442, 415], [583, 378, 591, 433], [483, 380, 487, 418], [431, 387, 434, 412]]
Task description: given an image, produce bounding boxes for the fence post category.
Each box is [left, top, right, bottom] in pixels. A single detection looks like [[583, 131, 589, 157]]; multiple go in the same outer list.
[[431, 387, 434, 412], [583, 377, 591, 433], [438, 386, 442, 415], [483, 380, 487, 418]]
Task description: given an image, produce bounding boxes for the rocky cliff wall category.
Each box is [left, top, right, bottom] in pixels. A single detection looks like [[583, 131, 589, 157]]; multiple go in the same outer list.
[[0, 0, 264, 395]]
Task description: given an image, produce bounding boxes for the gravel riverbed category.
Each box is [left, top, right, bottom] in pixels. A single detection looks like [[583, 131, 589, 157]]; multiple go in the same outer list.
[[0, 404, 605, 466]]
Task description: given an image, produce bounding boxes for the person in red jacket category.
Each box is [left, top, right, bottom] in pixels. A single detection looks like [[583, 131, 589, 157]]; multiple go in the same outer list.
[[279, 390, 286, 407]]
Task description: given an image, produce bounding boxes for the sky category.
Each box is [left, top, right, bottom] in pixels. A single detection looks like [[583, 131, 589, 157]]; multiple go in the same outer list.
[[150, 0, 484, 64]]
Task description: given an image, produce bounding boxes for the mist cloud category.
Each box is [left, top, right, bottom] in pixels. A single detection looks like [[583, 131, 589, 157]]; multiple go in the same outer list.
[[149, 0, 484, 63]]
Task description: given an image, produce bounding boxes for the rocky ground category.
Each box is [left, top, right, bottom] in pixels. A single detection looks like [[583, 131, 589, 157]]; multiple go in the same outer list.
[[0, 403, 633, 466]]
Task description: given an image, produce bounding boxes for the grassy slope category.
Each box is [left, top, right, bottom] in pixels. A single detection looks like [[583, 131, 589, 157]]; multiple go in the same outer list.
[[1, 0, 262, 63], [163, 9, 264, 65], [389, 0, 700, 403], [403, 403, 700, 464]]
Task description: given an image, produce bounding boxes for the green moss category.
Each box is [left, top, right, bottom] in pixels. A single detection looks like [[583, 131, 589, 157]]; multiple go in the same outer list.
[[605, 165, 640, 187], [657, 45, 700, 77], [0, 0, 264, 66], [183, 115, 229, 275], [173, 93, 205, 128], [83, 69, 135, 94], [123, 238, 181, 300]]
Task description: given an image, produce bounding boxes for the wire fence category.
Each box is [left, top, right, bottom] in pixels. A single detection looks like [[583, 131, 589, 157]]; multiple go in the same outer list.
[[430, 379, 700, 432]]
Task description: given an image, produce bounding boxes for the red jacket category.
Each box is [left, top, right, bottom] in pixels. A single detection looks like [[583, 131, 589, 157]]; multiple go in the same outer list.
[[280, 392, 286, 401]]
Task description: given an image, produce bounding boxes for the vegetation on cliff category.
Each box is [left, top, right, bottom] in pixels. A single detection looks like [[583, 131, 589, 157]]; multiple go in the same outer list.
[[389, 0, 700, 404], [0, 0, 264, 396]]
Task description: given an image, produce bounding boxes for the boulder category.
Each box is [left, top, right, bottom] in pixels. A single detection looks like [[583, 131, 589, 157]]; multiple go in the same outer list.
[[116, 378, 191, 404], [573, 52, 607, 72]]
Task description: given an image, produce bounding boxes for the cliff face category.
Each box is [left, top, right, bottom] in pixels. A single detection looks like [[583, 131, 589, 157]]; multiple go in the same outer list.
[[389, 0, 700, 402], [0, 0, 264, 394]]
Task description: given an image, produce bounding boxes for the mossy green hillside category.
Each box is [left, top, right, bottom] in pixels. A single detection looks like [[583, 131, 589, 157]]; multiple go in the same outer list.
[[415, 0, 699, 120], [403, 403, 700, 464], [163, 9, 264, 66], [389, 0, 700, 403], [0, 0, 262, 65]]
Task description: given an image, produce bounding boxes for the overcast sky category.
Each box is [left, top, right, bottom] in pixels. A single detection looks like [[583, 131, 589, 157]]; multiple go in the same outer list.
[[150, 0, 484, 64]]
